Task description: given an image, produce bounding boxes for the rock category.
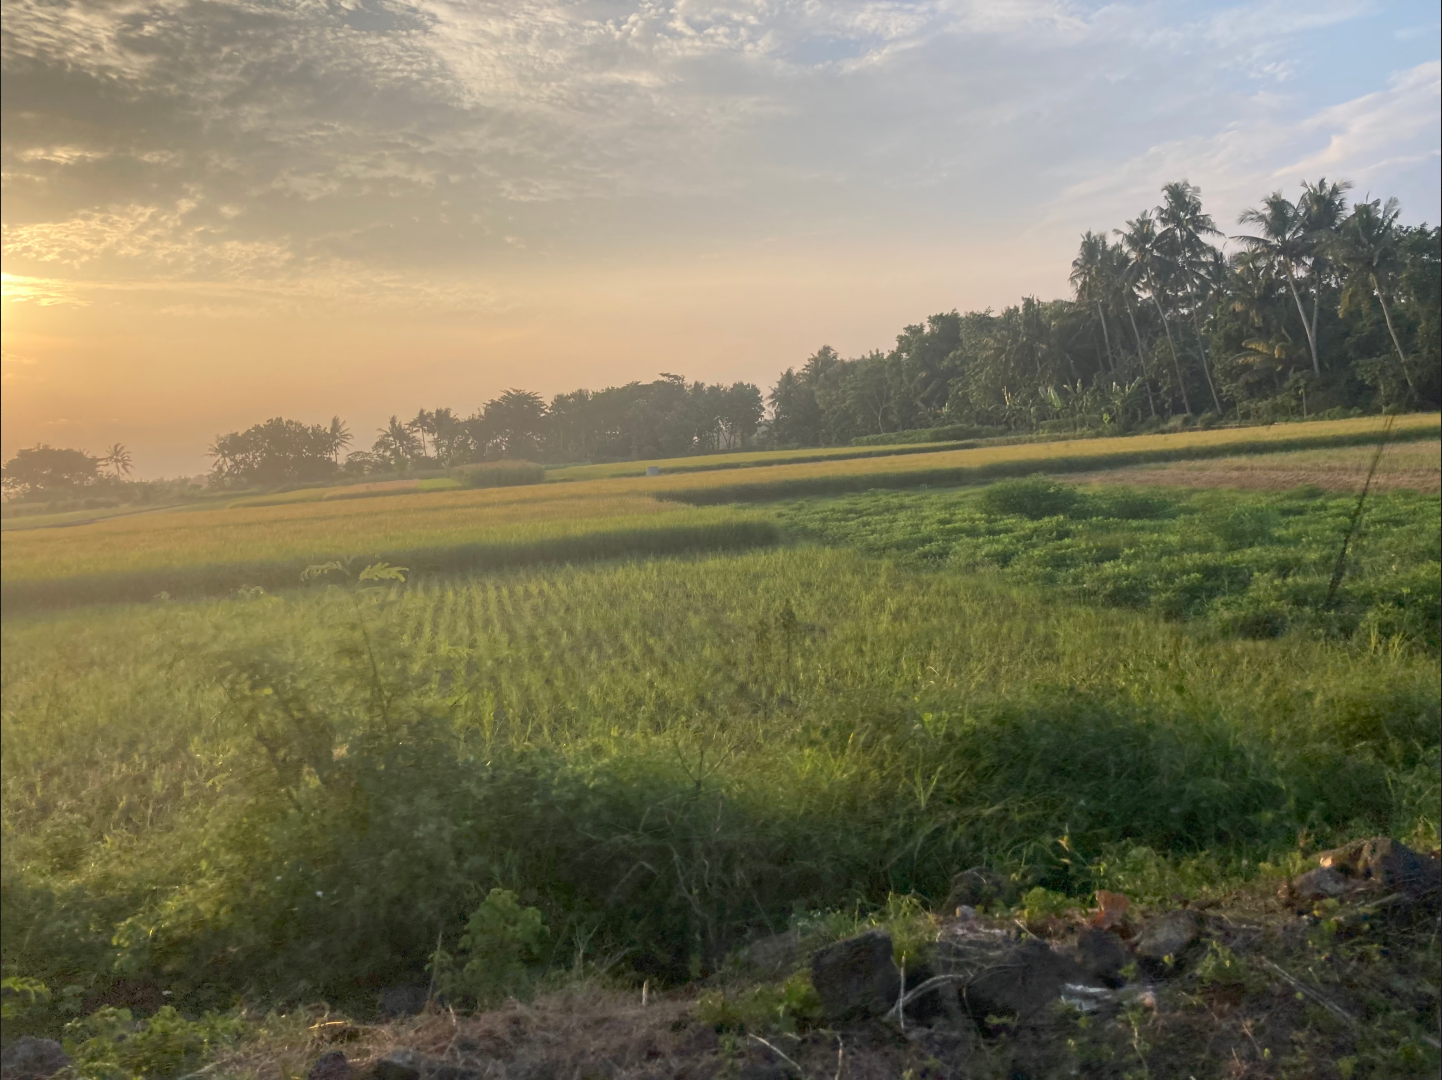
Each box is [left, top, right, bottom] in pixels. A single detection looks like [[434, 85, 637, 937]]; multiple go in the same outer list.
[[1291, 866, 1346, 902], [307, 1051, 354, 1080], [944, 867, 1009, 912], [900, 959, 966, 1027], [377, 985, 429, 1018], [1133, 909, 1202, 973], [1316, 837, 1442, 900], [0, 1037, 69, 1080], [810, 929, 901, 1021], [1074, 927, 1129, 988], [429, 1068, 484, 1080], [363, 1050, 425, 1080], [1357, 838, 1440, 896], [955, 939, 1083, 1023], [737, 1064, 796, 1080], [738, 929, 804, 979]]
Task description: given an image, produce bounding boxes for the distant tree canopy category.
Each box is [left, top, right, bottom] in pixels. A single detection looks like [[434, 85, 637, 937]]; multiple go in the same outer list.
[[208, 417, 348, 488], [1, 445, 102, 499], [34, 176, 1434, 495]]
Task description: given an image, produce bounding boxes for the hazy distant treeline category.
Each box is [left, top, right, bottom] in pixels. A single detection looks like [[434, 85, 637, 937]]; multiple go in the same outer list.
[[4, 178, 1438, 496]]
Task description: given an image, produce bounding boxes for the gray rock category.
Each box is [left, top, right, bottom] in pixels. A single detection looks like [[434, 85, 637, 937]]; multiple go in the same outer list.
[[377, 985, 429, 1018], [944, 867, 1009, 912], [738, 928, 804, 979], [307, 1050, 353, 1080], [1355, 838, 1441, 897], [1074, 927, 1129, 988], [429, 1068, 484, 1080], [737, 1064, 797, 1080], [1, 1037, 69, 1080], [1291, 866, 1347, 902], [955, 938, 1083, 1023], [1133, 909, 1202, 972], [363, 1049, 425, 1080], [810, 929, 901, 1021]]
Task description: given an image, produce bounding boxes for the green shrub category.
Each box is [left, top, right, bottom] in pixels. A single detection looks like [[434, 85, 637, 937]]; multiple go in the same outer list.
[[694, 971, 822, 1033], [851, 424, 1008, 446], [434, 889, 549, 1004], [450, 460, 545, 488], [977, 476, 1080, 519], [63, 1006, 243, 1080]]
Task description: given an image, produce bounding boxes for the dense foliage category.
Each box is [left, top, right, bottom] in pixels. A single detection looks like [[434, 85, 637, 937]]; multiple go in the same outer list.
[[211, 179, 1436, 485]]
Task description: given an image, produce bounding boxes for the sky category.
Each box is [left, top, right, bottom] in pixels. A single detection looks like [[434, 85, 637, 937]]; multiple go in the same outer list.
[[2, 0, 1439, 477]]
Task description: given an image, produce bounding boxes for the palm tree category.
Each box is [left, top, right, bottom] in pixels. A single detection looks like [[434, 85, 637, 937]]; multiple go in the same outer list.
[[408, 409, 437, 460], [1297, 177, 1353, 361], [1328, 197, 1416, 399], [326, 416, 352, 465], [1070, 231, 1118, 372], [374, 416, 421, 467], [1157, 180, 1224, 412], [102, 443, 133, 478], [1119, 211, 1191, 414], [1235, 193, 1321, 375]]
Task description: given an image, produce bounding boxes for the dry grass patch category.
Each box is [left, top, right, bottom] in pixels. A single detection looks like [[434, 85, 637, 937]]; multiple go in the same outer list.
[[1066, 439, 1441, 494]]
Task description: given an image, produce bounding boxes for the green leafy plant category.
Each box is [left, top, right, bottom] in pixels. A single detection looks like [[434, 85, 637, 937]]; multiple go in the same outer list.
[[433, 889, 549, 1004], [63, 1006, 243, 1080], [694, 971, 822, 1034], [450, 461, 545, 488]]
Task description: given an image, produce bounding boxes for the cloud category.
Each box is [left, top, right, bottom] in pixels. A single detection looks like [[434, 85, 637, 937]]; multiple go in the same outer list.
[[1033, 57, 1441, 248], [2, 0, 1435, 309]]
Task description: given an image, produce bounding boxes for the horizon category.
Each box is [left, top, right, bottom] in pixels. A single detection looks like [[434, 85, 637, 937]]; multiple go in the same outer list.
[[3, 0, 1439, 479]]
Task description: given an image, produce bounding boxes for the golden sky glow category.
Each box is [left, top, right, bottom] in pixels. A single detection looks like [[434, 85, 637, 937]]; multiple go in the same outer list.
[[3, 0, 1439, 475]]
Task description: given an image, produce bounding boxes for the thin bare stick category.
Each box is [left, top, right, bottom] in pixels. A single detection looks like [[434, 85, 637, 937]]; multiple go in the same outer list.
[[897, 959, 906, 1033], [888, 972, 972, 1017], [1257, 958, 1356, 1028], [748, 1034, 808, 1078], [1325, 416, 1394, 608], [426, 924, 443, 1005]]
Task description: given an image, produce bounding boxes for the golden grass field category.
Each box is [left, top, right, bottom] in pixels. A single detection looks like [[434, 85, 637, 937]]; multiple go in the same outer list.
[[1070, 438, 1441, 493], [542, 439, 965, 480], [2, 414, 1435, 603]]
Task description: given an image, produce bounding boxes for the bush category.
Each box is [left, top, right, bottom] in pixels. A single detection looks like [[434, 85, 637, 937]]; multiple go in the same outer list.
[[434, 889, 549, 1005], [977, 476, 1080, 519], [851, 424, 1007, 446], [64, 1006, 243, 1080], [450, 461, 545, 488]]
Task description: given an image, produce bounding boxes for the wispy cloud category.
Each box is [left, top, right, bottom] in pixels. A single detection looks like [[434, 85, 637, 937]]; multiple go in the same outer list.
[[2, 0, 1436, 309]]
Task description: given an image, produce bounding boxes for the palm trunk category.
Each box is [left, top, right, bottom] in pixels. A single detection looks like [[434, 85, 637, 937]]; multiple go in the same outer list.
[[1096, 303, 1116, 373], [1309, 290, 1322, 371], [1191, 315, 1223, 413], [1126, 303, 1157, 418], [1151, 294, 1191, 415], [1284, 264, 1321, 375], [1373, 278, 1417, 398]]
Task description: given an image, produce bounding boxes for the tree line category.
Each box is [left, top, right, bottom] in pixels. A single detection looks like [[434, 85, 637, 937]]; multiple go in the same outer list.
[[5, 178, 1437, 496]]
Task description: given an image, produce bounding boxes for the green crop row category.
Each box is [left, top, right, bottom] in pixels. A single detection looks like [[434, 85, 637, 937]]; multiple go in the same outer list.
[[3, 545, 1436, 1011]]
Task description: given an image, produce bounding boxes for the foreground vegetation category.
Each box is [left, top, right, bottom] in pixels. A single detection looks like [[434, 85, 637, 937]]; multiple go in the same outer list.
[[4, 543, 1437, 1003], [1, 426, 1437, 1076]]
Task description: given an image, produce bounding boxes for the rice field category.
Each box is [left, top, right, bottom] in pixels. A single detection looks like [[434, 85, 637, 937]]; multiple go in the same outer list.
[[542, 439, 967, 480], [0, 495, 777, 610], [1066, 437, 1441, 493], [5, 416, 1433, 608], [649, 414, 1439, 502], [4, 546, 1436, 1003]]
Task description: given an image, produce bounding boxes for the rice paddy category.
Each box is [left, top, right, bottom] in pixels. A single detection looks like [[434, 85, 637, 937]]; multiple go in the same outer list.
[[2, 415, 1438, 1041]]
